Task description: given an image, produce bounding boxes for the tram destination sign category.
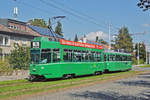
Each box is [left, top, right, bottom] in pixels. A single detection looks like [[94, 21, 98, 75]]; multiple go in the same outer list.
[[32, 42, 40, 48], [60, 39, 102, 49]]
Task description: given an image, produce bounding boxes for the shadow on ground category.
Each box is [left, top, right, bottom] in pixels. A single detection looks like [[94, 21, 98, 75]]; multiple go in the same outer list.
[[116, 80, 150, 88], [138, 73, 150, 79], [70, 91, 150, 100], [116, 73, 150, 88]]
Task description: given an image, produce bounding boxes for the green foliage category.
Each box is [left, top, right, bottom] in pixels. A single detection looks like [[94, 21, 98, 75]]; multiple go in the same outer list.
[[0, 48, 2, 52], [139, 59, 144, 64], [8, 44, 30, 70], [139, 64, 150, 68], [113, 27, 133, 53], [95, 36, 99, 42], [30, 19, 47, 28], [74, 34, 78, 42], [135, 42, 146, 63], [0, 59, 13, 75], [132, 57, 138, 65], [55, 21, 63, 36]]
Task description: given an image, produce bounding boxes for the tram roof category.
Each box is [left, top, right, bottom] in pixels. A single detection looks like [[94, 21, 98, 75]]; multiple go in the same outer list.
[[104, 50, 131, 55]]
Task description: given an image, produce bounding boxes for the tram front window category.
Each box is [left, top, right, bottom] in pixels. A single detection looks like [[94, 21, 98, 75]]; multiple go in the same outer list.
[[41, 49, 51, 63], [30, 50, 40, 64]]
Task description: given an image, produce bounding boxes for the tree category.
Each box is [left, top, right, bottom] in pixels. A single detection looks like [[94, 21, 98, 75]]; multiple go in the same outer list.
[[95, 36, 99, 42], [8, 44, 30, 69], [135, 42, 146, 63], [74, 34, 78, 42], [137, 0, 150, 11], [55, 21, 63, 36], [30, 19, 47, 28], [113, 27, 133, 53]]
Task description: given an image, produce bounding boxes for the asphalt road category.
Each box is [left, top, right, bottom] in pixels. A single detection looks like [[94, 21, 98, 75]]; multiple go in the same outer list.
[[20, 67, 150, 100]]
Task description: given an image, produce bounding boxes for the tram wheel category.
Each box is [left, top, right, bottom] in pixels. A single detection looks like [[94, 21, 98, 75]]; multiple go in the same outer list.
[[94, 71, 102, 75], [63, 74, 74, 79]]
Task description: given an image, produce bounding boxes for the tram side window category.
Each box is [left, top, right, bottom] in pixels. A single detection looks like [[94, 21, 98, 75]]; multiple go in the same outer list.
[[63, 49, 72, 62], [104, 55, 107, 61], [120, 56, 123, 61], [116, 55, 121, 61], [84, 51, 89, 62], [82, 51, 88, 62], [96, 52, 101, 62], [122, 56, 125, 61], [124, 56, 127, 61], [73, 50, 82, 62], [109, 55, 113, 61], [41, 49, 51, 63], [89, 51, 95, 62], [113, 55, 116, 61], [127, 56, 131, 61], [53, 49, 60, 63]]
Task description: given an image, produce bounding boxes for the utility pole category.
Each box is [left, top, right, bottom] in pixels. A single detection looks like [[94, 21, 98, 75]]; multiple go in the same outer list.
[[146, 45, 147, 64], [108, 24, 111, 50], [137, 43, 140, 65], [130, 31, 146, 65]]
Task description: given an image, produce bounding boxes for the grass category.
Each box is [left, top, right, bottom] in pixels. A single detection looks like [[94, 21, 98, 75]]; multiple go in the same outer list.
[[0, 70, 145, 100], [138, 64, 150, 68]]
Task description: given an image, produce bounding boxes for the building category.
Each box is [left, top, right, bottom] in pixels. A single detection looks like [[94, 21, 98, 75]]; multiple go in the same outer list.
[[0, 18, 63, 58]]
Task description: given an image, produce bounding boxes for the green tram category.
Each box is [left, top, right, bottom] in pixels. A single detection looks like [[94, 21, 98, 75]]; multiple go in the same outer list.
[[29, 37, 132, 81], [104, 51, 132, 72]]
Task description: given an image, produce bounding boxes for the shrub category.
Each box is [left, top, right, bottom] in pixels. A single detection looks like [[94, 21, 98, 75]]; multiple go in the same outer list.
[[0, 59, 13, 75], [8, 44, 30, 70], [132, 57, 137, 65]]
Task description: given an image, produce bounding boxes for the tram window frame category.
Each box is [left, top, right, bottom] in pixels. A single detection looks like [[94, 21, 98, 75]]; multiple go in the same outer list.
[[113, 55, 116, 61], [116, 55, 121, 61], [63, 49, 72, 62], [73, 50, 82, 62], [41, 49, 51, 63], [85, 51, 89, 62], [109, 55, 113, 61], [89, 51, 95, 62], [127, 56, 131, 61], [82, 51, 87, 62], [96, 52, 101, 62], [124, 56, 127, 61], [53, 48, 60, 63], [104, 55, 107, 61]]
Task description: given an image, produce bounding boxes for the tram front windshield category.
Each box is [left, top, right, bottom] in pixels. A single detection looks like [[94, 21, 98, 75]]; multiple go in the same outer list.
[[30, 50, 40, 64]]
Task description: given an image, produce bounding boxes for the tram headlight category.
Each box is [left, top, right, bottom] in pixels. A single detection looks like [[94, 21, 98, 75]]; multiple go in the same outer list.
[[33, 68, 36, 72], [41, 67, 44, 69]]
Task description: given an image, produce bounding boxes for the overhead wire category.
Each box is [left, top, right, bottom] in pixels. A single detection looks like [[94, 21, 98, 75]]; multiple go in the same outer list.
[[49, 0, 108, 28], [15, 0, 120, 35], [39, 0, 107, 31]]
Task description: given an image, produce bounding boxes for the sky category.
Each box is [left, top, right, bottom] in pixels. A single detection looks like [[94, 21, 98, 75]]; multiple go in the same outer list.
[[0, 0, 150, 46]]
